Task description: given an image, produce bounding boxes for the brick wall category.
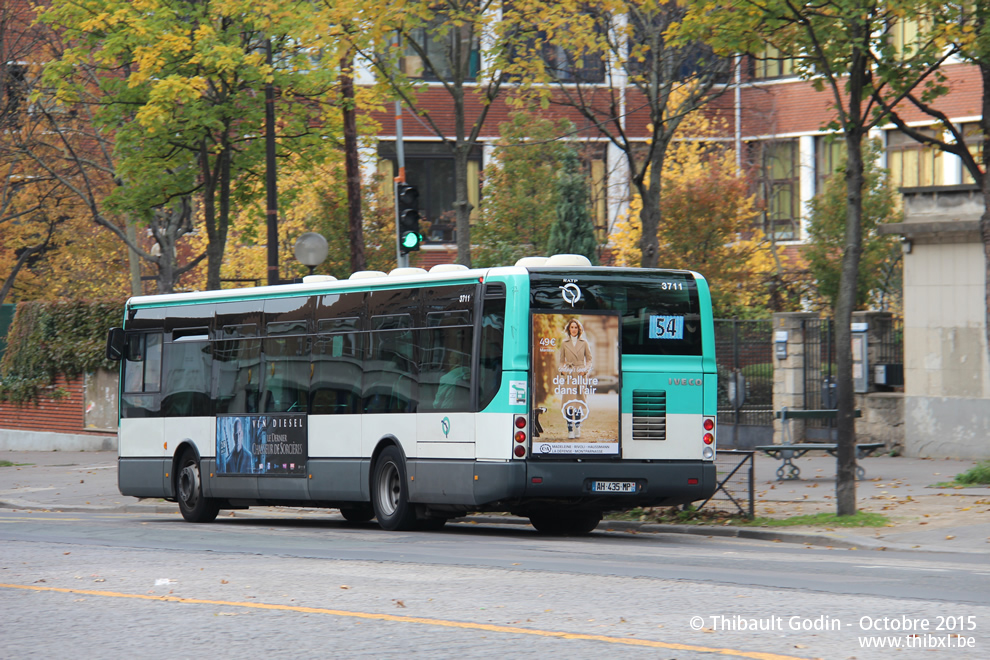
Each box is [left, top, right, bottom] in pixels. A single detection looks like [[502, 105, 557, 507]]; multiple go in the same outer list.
[[0, 374, 114, 437]]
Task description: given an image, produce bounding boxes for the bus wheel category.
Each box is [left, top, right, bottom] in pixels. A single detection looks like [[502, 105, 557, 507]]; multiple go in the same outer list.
[[339, 504, 375, 523], [176, 452, 220, 523], [529, 510, 601, 536], [371, 446, 417, 531]]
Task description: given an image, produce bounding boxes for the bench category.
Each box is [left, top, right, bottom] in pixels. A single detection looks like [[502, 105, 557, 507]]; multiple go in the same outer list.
[[754, 409, 885, 481]]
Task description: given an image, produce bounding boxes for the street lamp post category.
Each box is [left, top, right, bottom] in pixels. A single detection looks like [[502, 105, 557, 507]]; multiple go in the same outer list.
[[293, 232, 329, 278]]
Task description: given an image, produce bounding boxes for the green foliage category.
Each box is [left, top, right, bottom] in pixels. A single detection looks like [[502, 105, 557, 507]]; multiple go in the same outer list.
[[546, 150, 600, 264], [474, 113, 576, 267], [0, 300, 123, 403], [805, 140, 903, 311], [954, 461, 990, 486]]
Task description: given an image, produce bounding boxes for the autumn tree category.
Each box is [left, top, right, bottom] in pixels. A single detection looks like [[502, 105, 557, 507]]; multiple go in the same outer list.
[[511, 0, 733, 268], [318, 0, 530, 267], [610, 119, 777, 317], [40, 0, 332, 291], [805, 140, 903, 312], [691, 0, 958, 515], [868, 5, 990, 353], [474, 112, 577, 267]]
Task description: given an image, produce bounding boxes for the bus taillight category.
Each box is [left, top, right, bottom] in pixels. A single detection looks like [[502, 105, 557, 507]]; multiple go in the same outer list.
[[513, 415, 528, 458], [702, 416, 716, 460]]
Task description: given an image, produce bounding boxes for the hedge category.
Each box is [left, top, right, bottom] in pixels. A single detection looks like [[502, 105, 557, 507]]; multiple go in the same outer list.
[[0, 300, 125, 403]]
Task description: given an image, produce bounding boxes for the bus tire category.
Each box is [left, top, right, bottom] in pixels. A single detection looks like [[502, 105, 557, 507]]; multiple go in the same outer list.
[[529, 510, 601, 536], [339, 504, 375, 523], [176, 451, 220, 523], [371, 446, 417, 531]]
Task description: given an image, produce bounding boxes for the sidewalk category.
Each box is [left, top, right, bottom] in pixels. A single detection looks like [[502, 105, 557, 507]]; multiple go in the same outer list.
[[1, 449, 988, 554]]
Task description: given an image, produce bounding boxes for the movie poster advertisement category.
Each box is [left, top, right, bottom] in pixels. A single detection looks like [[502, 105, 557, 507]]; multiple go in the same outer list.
[[531, 312, 620, 456], [216, 414, 308, 476]]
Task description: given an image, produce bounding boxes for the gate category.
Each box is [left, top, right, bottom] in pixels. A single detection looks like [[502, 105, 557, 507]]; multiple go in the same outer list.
[[714, 319, 774, 449], [802, 317, 836, 439]]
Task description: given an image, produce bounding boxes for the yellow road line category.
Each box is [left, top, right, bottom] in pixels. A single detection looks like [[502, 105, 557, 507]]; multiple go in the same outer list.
[[0, 583, 809, 660]]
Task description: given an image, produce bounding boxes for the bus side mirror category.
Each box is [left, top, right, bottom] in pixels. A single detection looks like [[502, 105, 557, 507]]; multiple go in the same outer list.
[[106, 327, 125, 361]]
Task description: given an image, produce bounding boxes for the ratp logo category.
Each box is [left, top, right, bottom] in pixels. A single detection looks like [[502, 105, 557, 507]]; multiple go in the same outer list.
[[441, 416, 450, 438], [559, 283, 582, 307]]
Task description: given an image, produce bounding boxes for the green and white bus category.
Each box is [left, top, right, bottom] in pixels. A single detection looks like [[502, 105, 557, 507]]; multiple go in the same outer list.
[[106, 254, 717, 534]]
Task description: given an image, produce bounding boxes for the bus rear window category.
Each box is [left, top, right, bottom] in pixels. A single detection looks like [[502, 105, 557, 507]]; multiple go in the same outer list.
[[529, 270, 702, 356]]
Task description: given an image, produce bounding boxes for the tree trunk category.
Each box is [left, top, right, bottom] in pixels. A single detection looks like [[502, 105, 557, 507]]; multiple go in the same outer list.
[[636, 150, 665, 268], [835, 129, 865, 516], [341, 53, 365, 274], [454, 144, 472, 267]]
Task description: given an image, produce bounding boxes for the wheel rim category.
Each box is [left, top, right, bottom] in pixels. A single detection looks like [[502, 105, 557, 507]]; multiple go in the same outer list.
[[377, 460, 401, 517], [178, 461, 200, 509]]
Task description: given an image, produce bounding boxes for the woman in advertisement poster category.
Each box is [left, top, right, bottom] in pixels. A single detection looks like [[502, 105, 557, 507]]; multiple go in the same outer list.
[[557, 318, 593, 439]]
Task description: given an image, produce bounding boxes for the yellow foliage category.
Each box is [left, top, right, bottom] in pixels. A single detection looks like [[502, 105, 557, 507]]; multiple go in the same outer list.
[[609, 107, 786, 315]]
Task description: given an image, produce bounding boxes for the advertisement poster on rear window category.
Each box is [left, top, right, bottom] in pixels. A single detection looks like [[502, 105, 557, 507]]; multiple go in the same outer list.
[[216, 414, 307, 476], [531, 312, 620, 456]]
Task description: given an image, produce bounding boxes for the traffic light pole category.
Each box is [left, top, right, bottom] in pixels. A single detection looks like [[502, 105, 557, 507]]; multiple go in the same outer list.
[[394, 90, 408, 268]]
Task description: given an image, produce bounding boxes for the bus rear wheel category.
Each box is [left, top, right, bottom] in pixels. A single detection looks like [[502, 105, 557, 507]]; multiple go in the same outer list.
[[371, 446, 417, 531], [176, 451, 219, 523], [529, 510, 601, 536]]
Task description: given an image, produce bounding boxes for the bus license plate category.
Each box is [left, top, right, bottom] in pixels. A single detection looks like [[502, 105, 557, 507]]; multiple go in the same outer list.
[[592, 481, 636, 493]]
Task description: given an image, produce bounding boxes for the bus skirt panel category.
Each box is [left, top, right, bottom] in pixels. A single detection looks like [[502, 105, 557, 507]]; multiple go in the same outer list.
[[118, 457, 171, 499]]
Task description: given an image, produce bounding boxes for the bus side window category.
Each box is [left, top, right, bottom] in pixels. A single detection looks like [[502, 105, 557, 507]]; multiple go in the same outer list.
[[162, 330, 213, 417], [263, 334, 309, 414], [478, 288, 505, 410], [122, 332, 163, 418]]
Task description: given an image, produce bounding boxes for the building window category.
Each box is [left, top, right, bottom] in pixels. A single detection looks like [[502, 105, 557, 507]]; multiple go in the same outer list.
[[509, 10, 607, 84], [751, 44, 795, 80], [379, 142, 482, 245], [401, 18, 480, 82], [960, 122, 983, 185], [757, 140, 799, 241], [815, 136, 844, 193], [887, 129, 942, 188]]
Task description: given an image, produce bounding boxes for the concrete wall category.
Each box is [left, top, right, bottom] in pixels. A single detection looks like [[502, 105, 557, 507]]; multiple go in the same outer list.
[[0, 429, 117, 452], [888, 186, 990, 459]]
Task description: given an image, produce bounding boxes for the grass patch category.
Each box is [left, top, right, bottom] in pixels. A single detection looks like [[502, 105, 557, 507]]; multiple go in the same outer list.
[[955, 460, 990, 486], [0, 460, 33, 467], [930, 460, 990, 488], [750, 511, 889, 527], [606, 507, 888, 528]]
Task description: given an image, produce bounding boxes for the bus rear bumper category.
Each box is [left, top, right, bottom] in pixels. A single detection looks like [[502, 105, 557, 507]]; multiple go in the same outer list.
[[523, 460, 717, 508], [409, 459, 716, 510]]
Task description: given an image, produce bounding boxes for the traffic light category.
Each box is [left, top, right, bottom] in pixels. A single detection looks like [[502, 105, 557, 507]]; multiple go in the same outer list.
[[397, 183, 423, 254]]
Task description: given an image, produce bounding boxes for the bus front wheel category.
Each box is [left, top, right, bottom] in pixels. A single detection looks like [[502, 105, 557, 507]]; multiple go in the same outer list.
[[176, 451, 220, 523], [529, 510, 601, 535], [372, 446, 417, 531]]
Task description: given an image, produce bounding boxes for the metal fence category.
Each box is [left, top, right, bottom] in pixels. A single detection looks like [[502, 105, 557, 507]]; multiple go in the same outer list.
[[694, 450, 755, 518], [802, 317, 835, 432], [874, 315, 904, 365], [714, 319, 774, 428]]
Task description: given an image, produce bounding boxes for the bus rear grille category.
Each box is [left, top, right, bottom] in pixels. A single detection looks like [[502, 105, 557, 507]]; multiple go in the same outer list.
[[632, 390, 666, 441]]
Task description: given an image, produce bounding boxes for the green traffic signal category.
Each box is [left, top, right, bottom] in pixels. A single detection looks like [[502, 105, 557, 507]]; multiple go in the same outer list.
[[401, 231, 422, 250]]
